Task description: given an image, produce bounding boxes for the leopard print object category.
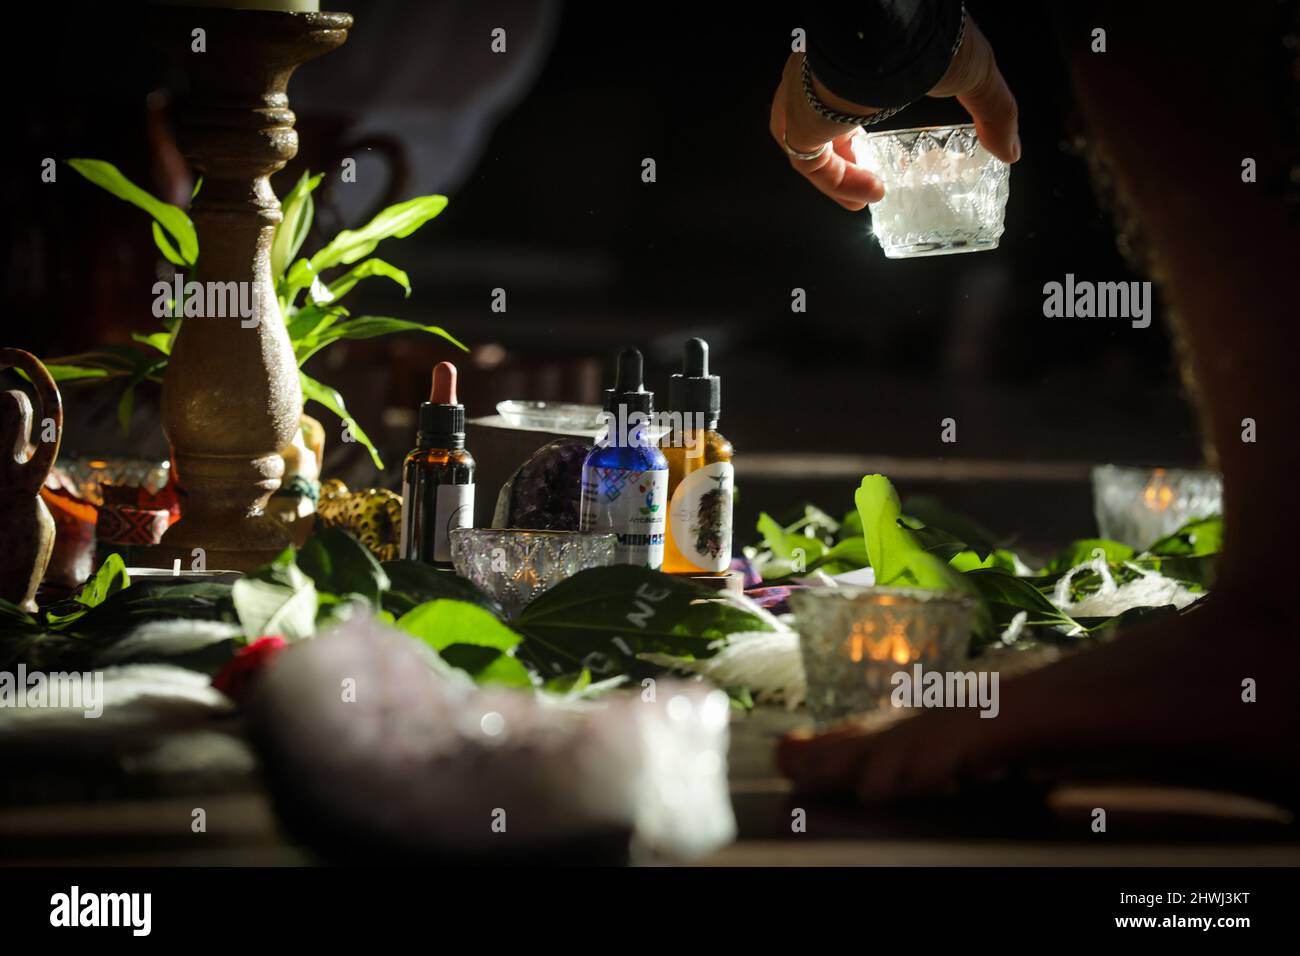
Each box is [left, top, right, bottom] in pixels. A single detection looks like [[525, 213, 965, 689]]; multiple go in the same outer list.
[[315, 479, 404, 563]]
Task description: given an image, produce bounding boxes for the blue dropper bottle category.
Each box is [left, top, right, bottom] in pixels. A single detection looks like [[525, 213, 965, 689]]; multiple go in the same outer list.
[[579, 349, 670, 569]]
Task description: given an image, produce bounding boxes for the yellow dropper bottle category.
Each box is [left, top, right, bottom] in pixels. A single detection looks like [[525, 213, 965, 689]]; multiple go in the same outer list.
[[661, 338, 734, 575]]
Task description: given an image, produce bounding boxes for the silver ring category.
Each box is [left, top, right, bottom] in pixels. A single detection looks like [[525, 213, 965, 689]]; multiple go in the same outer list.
[[782, 133, 829, 161]]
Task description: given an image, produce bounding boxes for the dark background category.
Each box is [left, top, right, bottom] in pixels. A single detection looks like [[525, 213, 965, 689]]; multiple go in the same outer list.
[[0, 0, 1205, 547]]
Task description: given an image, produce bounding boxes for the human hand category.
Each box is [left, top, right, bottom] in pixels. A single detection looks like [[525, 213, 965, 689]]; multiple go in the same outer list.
[[776, 706, 998, 802], [770, 14, 1020, 211]]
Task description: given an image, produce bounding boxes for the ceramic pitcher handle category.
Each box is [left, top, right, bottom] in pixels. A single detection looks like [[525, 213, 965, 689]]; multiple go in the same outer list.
[[0, 349, 62, 496]]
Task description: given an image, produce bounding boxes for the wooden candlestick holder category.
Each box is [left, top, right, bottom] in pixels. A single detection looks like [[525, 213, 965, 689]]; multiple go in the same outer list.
[[144, 9, 351, 572]]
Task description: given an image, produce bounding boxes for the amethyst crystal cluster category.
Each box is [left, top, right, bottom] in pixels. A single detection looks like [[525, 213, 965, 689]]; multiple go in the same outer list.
[[492, 438, 592, 530]]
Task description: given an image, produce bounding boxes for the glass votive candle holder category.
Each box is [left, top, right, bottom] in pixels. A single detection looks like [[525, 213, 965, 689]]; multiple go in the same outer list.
[[450, 528, 618, 617], [853, 123, 1010, 258], [1091, 465, 1223, 551], [790, 587, 976, 726]]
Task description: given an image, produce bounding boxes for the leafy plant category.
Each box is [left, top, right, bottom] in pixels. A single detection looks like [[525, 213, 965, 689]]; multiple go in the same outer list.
[[746, 474, 1222, 655], [45, 160, 466, 468], [513, 564, 775, 680], [3, 529, 774, 696], [0, 554, 240, 670], [749, 505, 869, 579]]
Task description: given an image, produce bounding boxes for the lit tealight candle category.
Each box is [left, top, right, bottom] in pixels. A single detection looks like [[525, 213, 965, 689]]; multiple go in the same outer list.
[[792, 587, 975, 726], [1092, 465, 1223, 550]]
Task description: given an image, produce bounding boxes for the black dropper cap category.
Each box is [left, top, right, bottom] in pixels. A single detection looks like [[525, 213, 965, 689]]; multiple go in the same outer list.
[[668, 338, 721, 429], [608, 348, 654, 416], [417, 361, 465, 449]]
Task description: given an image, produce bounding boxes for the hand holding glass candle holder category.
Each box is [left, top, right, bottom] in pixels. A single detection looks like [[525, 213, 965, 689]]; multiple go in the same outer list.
[[791, 586, 977, 726], [854, 123, 1010, 258]]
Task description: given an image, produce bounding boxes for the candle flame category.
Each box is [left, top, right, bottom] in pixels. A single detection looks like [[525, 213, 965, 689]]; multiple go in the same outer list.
[[891, 638, 911, 665], [1142, 469, 1175, 512], [847, 619, 914, 664]]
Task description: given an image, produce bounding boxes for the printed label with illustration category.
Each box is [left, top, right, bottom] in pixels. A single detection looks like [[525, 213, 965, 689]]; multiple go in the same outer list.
[[579, 467, 668, 569], [667, 461, 733, 572]]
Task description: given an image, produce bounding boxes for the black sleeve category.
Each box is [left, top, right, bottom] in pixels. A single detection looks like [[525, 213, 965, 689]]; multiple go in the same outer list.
[[805, 0, 965, 109]]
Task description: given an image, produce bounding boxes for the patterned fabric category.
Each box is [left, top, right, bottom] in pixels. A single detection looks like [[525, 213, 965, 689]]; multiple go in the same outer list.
[[95, 504, 170, 546]]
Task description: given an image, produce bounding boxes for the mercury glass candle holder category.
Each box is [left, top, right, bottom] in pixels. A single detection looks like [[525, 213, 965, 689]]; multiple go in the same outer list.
[[853, 123, 1010, 258], [53, 458, 171, 507], [451, 529, 617, 617], [1091, 465, 1223, 550], [791, 587, 976, 725]]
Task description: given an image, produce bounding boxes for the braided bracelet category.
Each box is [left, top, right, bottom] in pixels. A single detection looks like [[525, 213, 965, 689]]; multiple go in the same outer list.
[[800, 2, 968, 127]]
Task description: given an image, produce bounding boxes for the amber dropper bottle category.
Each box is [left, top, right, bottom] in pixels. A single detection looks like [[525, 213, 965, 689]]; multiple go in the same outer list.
[[661, 338, 734, 575], [399, 361, 475, 567]]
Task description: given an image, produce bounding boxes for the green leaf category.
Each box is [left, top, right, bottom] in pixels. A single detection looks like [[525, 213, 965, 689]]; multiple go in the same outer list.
[[76, 553, 130, 609], [514, 565, 773, 680], [544, 669, 592, 696], [963, 568, 1079, 630], [279, 257, 319, 307], [271, 171, 322, 284], [115, 357, 166, 435], [151, 220, 188, 267], [949, 549, 995, 572], [299, 371, 383, 470], [53, 581, 236, 645], [325, 258, 411, 301], [131, 331, 173, 356], [296, 315, 467, 366], [397, 599, 522, 653], [41, 348, 146, 378], [907, 522, 971, 563], [757, 512, 826, 563], [307, 195, 447, 272], [1146, 516, 1222, 557], [296, 528, 390, 605], [440, 644, 534, 687], [43, 554, 131, 627], [902, 496, 1000, 558], [988, 549, 1028, 573], [855, 475, 967, 592], [1133, 553, 1219, 588], [1080, 603, 1179, 636], [1044, 538, 1135, 573], [286, 304, 348, 352], [395, 598, 534, 688], [379, 560, 501, 618], [820, 536, 869, 567], [0, 597, 38, 628], [232, 561, 317, 640], [41, 365, 114, 381], [67, 159, 198, 266]]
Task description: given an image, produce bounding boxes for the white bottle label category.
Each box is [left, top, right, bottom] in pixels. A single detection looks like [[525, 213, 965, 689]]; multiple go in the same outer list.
[[669, 461, 734, 572], [433, 483, 474, 563], [580, 467, 668, 569], [400, 477, 411, 558]]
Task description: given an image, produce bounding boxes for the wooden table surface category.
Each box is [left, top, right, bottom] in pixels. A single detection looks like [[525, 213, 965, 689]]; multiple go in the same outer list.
[[2, 705, 1296, 866]]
